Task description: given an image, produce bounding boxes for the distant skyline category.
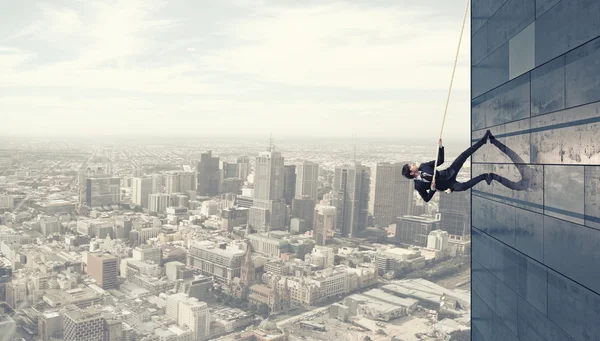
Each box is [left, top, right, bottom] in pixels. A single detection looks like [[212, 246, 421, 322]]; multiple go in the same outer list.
[[1, 0, 470, 140]]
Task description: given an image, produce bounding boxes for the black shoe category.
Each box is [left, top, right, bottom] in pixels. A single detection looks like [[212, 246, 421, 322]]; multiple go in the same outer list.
[[484, 130, 494, 144], [485, 173, 494, 185]]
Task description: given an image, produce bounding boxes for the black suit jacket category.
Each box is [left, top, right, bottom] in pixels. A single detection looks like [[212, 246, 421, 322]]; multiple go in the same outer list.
[[414, 147, 456, 202]]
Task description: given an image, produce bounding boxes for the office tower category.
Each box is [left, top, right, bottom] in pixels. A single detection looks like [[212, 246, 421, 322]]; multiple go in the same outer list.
[[249, 143, 286, 231], [439, 190, 470, 241], [166, 294, 210, 340], [63, 306, 104, 341], [470, 2, 600, 340], [40, 217, 60, 235], [291, 196, 316, 227], [197, 151, 220, 196], [165, 172, 195, 194], [395, 215, 440, 247], [151, 174, 164, 193], [283, 164, 296, 206], [87, 253, 118, 289], [132, 177, 153, 208], [332, 163, 370, 238], [85, 178, 120, 208], [369, 162, 414, 227], [237, 156, 251, 181], [39, 311, 63, 341], [165, 173, 179, 194], [295, 161, 319, 200], [178, 172, 195, 193], [103, 313, 122, 341], [222, 161, 238, 179], [314, 205, 336, 246], [149, 193, 170, 214], [133, 245, 162, 265]]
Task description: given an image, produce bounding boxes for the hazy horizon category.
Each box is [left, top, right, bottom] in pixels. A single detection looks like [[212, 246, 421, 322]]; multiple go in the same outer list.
[[1, 0, 471, 139]]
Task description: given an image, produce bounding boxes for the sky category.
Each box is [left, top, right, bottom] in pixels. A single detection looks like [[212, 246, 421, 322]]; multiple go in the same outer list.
[[0, 0, 471, 143]]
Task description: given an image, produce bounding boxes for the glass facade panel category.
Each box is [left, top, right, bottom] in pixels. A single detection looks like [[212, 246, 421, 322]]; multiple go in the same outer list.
[[536, 0, 561, 18], [565, 36, 600, 108], [472, 43, 509, 98], [531, 101, 600, 165], [535, 0, 600, 67], [485, 73, 530, 127], [530, 55, 565, 116], [584, 166, 600, 229], [473, 23, 489, 66], [509, 22, 535, 79], [472, 0, 508, 35], [517, 254, 548, 315], [543, 165, 585, 224], [548, 269, 600, 341], [495, 277, 518, 334], [517, 296, 576, 341], [543, 215, 600, 294], [472, 0, 600, 339], [473, 293, 494, 341], [514, 208, 544, 262], [486, 0, 534, 55]]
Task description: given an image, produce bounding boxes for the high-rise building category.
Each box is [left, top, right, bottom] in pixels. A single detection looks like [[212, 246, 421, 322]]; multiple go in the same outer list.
[[438, 190, 470, 241], [237, 156, 251, 181], [283, 165, 296, 206], [166, 294, 210, 340], [166, 172, 195, 194], [291, 196, 316, 227], [151, 174, 164, 193], [85, 178, 120, 208], [469, 2, 600, 339], [332, 163, 370, 238], [197, 151, 220, 196], [40, 217, 60, 235], [149, 193, 170, 214], [132, 177, 153, 208], [395, 215, 440, 247], [222, 161, 238, 179], [369, 162, 414, 228], [63, 306, 103, 341], [87, 253, 118, 289], [249, 145, 286, 231], [295, 161, 319, 200], [314, 205, 336, 246]]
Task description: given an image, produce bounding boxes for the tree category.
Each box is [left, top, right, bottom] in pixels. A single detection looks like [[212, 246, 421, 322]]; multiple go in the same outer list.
[[257, 303, 270, 318], [248, 304, 257, 315]]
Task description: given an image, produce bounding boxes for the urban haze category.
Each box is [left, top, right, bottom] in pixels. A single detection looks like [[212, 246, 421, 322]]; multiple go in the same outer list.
[[0, 1, 475, 341]]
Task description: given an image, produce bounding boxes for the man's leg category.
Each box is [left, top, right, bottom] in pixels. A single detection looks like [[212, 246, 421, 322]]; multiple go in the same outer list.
[[449, 130, 490, 174], [451, 174, 487, 192]]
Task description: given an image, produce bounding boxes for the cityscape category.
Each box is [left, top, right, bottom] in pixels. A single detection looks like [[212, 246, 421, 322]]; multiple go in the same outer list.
[[0, 136, 472, 341], [4, 0, 600, 340]]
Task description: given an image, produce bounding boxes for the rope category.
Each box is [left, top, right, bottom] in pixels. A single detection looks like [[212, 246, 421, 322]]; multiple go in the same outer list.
[[432, 0, 470, 188]]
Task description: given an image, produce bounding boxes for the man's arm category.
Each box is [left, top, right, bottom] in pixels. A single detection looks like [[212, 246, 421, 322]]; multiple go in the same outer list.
[[436, 146, 444, 166], [416, 187, 436, 203]]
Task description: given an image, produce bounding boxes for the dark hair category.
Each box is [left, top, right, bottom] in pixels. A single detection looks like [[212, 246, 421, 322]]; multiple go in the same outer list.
[[402, 164, 414, 179]]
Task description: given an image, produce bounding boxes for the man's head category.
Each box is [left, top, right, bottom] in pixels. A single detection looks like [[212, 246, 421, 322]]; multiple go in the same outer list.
[[402, 163, 419, 179]]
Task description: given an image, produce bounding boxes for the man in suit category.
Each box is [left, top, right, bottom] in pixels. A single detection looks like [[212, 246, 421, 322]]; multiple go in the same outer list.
[[401, 130, 494, 202]]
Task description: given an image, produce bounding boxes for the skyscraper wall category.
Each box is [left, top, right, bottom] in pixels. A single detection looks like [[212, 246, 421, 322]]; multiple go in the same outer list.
[[132, 177, 153, 208], [471, 1, 600, 340], [332, 163, 370, 238], [295, 161, 319, 200], [369, 162, 414, 228], [197, 151, 220, 196]]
